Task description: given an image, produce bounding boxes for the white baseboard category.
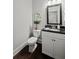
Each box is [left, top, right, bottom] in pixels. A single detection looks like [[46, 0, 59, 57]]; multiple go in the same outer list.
[[13, 41, 28, 56]]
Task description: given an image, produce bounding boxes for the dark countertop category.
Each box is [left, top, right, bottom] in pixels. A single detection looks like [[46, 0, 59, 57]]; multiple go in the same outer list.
[[42, 28, 65, 34]]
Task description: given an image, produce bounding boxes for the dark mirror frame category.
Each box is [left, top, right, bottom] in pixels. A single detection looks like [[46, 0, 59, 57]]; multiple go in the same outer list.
[[47, 4, 62, 25]]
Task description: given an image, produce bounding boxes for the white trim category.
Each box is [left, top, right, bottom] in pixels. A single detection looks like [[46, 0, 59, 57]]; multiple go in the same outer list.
[[13, 41, 28, 56]]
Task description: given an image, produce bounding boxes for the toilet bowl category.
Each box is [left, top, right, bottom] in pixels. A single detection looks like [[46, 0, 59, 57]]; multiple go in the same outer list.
[[27, 37, 37, 52], [27, 30, 41, 53]]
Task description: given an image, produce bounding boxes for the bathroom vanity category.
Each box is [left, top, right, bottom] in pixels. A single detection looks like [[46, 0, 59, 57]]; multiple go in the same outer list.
[[42, 29, 65, 59], [42, 4, 65, 59]]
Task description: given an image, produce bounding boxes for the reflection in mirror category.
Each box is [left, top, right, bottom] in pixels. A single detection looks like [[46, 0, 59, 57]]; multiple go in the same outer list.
[[49, 11, 58, 23], [47, 4, 62, 25]]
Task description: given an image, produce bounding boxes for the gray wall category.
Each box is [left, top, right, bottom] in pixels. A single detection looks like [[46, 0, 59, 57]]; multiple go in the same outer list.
[[32, 0, 48, 30], [32, 0, 65, 30], [13, 0, 32, 50]]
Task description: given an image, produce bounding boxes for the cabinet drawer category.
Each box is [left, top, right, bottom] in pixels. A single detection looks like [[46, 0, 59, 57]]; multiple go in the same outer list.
[[42, 31, 65, 40]]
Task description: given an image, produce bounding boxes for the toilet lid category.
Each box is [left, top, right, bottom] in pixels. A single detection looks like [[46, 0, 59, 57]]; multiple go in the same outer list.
[[28, 37, 37, 44]]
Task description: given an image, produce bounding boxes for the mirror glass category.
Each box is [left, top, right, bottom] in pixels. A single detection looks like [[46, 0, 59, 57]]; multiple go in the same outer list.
[[47, 4, 62, 25]]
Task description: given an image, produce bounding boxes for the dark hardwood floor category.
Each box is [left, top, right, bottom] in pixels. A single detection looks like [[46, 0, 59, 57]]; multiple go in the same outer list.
[[13, 43, 54, 59]]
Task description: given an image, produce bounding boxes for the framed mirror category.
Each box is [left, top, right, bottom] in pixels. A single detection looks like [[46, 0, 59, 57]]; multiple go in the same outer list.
[[47, 4, 62, 25]]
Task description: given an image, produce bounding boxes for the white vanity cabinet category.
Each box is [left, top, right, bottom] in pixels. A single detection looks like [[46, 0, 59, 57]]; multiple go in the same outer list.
[[42, 31, 65, 59]]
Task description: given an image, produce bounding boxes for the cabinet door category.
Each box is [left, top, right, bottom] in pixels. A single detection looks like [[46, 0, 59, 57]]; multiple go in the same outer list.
[[54, 39, 65, 59], [42, 32, 54, 58]]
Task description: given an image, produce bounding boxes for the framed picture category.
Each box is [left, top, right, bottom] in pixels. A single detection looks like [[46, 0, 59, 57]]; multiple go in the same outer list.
[[47, 4, 62, 25]]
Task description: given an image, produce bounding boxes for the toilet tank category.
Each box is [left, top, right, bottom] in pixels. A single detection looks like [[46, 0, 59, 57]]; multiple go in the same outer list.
[[33, 30, 41, 38]]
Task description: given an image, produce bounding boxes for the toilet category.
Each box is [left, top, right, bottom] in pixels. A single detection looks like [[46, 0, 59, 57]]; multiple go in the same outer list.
[[27, 30, 41, 53]]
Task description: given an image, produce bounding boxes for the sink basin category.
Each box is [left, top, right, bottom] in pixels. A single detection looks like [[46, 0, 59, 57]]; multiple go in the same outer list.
[[45, 28, 60, 31]]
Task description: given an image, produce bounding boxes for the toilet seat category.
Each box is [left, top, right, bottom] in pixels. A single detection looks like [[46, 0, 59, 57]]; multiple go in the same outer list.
[[27, 37, 37, 45]]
